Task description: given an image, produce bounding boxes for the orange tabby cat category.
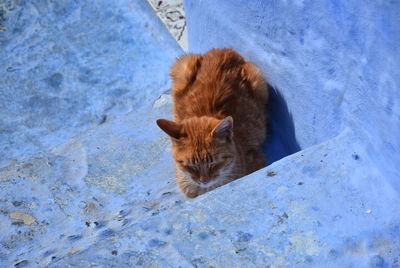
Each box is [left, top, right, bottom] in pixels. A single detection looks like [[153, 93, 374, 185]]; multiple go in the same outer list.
[[157, 48, 268, 198]]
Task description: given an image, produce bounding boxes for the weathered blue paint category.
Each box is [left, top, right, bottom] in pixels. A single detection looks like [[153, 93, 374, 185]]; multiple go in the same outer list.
[[0, 0, 184, 266], [0, 0, 180, 168], [185, 0, 400, 176], [54, 128, 400, 267], [181, 0, 400, 266], [1, 0, 400, 267]]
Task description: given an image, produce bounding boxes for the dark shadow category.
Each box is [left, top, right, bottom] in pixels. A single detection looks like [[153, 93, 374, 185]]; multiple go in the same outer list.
[[263, 84, 301, 164]]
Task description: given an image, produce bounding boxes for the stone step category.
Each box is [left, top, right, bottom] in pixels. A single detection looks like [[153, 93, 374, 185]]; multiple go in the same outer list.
[[50, 128, 400, 267], [1, 98, 187, 266], [0, 0, 184, 266], [0, 0, 181, 168]]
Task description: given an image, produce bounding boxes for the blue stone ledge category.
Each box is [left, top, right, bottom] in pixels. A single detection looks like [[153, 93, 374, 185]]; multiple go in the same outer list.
[[52, 128, 400, 267]]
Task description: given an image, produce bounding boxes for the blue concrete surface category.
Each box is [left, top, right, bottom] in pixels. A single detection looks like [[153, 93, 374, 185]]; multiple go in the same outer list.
[[1, 0, 400, 267], [0, 0, 185, 266], [183, 0, 400, 266], [54, 128, 400, 267], [0, 0, 180, 168]]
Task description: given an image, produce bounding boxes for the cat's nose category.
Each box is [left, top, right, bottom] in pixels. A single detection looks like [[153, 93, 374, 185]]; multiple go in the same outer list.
[[199, 176, 211, 183]]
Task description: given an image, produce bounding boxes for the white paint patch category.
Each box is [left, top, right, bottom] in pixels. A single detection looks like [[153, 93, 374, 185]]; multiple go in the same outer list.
[[153, 93, 172, 108]]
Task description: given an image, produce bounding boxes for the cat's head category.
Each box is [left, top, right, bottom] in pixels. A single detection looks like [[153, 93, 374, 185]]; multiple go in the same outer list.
[[156, 116, 236, 187]]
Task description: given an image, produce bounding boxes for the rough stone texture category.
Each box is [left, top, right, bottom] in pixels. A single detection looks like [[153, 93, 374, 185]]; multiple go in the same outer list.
[[0, 0, 184, 266], [0, 0, 180, 168], [1, 0, 400, 267], [49, 129, 400, 267]]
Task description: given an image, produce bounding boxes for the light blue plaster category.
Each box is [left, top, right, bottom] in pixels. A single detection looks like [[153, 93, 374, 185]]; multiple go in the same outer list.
[[1, 0, 399, 267]]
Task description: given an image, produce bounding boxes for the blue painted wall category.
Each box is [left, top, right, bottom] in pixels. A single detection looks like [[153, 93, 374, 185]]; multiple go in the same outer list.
[[184, 0, 400, 189]]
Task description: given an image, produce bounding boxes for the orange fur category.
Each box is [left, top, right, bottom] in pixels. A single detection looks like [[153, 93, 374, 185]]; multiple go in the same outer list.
[[157, 48, 268, 198]]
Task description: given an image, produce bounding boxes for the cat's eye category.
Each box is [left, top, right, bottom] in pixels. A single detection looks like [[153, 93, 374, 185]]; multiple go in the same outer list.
[[183, 165, 198, 174], [210, 162, 223, 172], [222, 155, 232, 160]]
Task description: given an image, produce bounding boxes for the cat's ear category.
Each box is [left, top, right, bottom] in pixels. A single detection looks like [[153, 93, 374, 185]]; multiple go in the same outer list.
[[156, 119, 186, 140], [212, 116, 233, 141]]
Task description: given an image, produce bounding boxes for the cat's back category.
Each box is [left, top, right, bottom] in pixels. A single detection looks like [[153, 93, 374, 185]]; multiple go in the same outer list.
[[170, 48, 267, 120], [196, 48, 245, 81], [170, 48, 243, 98]]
